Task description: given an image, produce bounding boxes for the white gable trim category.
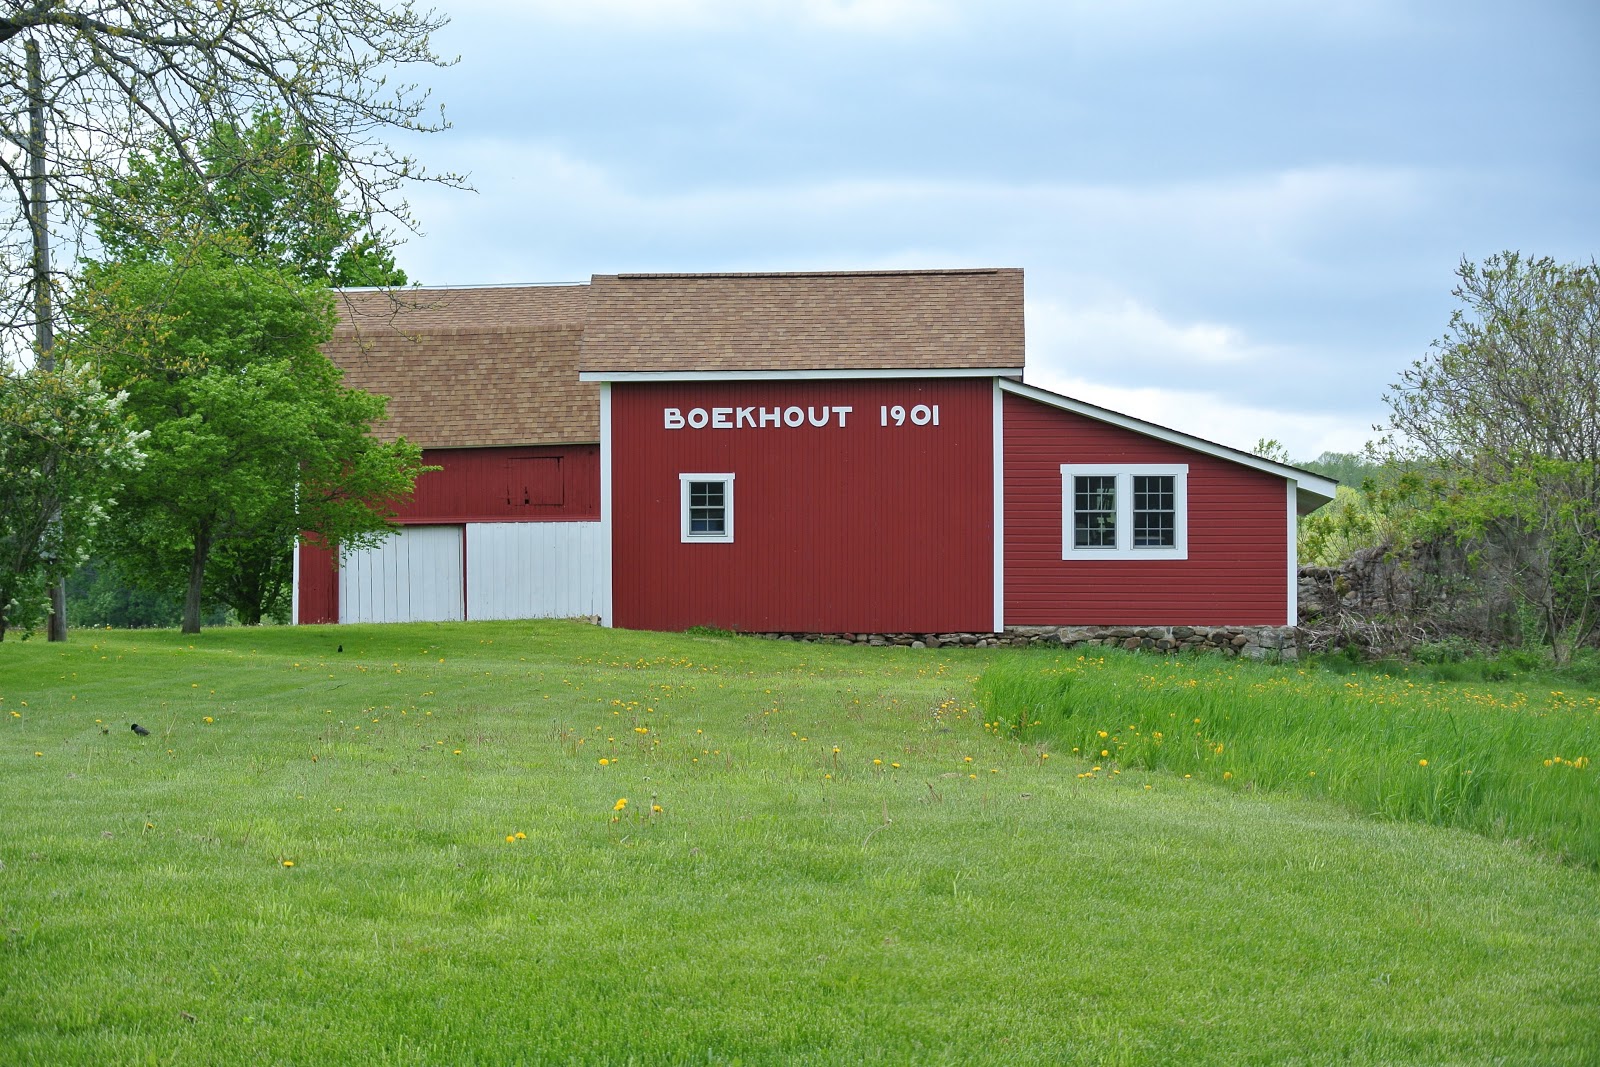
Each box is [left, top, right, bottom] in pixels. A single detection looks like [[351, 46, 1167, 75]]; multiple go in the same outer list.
[[999, 379, 1338, 508], [579, 367, 1023, 383]]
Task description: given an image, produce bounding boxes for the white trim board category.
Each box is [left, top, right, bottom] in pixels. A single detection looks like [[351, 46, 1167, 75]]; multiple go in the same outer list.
[[1000, 379, 1338, 509], [579, 367, 1024, 383], [599, 383, 614, 628], [992, 379, 1004, 633]]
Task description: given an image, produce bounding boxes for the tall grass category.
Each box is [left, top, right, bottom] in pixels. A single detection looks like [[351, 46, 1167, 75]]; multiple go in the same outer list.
[[978, 650, 1600, 868]]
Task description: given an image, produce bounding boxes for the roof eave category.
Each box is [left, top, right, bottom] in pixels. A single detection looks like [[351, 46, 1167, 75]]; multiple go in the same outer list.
[[579, 367, 1025, 383]]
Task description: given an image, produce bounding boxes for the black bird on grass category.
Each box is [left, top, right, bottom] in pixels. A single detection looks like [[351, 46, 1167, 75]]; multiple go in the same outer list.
[[131, 723, 150, 736]]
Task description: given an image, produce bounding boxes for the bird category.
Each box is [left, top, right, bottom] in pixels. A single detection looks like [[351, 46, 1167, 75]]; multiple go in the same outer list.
[[336, 644, 343, 653], [131, 723, 150, 736]]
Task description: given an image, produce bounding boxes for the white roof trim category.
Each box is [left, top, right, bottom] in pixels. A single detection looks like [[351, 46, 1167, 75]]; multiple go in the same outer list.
[[579, 367, 1024, 383], [1000, 379, 1337, 509]]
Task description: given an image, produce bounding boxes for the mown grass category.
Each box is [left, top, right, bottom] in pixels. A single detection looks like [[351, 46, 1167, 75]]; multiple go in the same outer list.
[[3, 622, 1599, 1065], [979, 649, 1600, 869]]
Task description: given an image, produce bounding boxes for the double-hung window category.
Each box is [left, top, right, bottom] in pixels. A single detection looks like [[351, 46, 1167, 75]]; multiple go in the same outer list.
[[680, 473, 734, 543], [1060, 464, 1187, 560]]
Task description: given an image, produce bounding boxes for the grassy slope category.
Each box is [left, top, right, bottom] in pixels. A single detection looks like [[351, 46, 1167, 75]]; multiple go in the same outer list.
[[1, 622, 1597, 1066]]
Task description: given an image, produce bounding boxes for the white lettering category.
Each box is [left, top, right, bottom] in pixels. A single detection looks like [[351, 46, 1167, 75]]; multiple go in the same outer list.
[[687, 407, 709, 429], [712, 407, 733, 429], [880, 405, 888, 427], [783, 406, 804, 427], [760, 407, 781, 428], [932, 404, 940, 426], [736, 406, 756, 428], [910, 404, 932, 426], [891, 405, 906, 426], [833, 405, 852, 427], [664, 407, 686, 430], [807, 406, 830, 427]]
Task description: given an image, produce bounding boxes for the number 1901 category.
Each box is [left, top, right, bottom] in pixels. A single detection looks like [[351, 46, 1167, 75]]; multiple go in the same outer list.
[[880, 404, 940, 427]]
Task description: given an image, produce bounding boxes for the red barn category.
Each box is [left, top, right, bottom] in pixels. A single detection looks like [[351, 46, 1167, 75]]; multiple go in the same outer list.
[[296, 269, 1335, 646]]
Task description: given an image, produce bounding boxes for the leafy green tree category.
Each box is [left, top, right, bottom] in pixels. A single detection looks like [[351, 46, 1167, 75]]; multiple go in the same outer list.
[[0, 360, 145, 639], [66, 242, 427, 633], [94, 111, 408, 289], [1380, 253, 1600, 663]]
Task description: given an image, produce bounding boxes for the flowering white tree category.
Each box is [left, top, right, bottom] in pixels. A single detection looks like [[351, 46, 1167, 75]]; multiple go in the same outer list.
[[0, 360, 145, 638]]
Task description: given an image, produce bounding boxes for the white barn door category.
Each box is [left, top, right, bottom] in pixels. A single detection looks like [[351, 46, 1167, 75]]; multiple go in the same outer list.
[[340, 526, 464, 623], [466, 522, 603, 620]]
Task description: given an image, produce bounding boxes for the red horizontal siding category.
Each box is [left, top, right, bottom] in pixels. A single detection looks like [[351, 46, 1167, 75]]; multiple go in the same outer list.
[[398, 445, 600, 523], [1004, 392, 1287, 626], [612, 379, 993, 633]]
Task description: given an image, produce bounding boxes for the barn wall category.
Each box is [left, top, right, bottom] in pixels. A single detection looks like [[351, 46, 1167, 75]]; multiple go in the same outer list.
[[398, 445, 600, 524], [610, 378, 994, 633], [465, 521, 603, 620], [340, 526, 465, 623], [1003, 391, 1288, 625], [296, 538, 339, 624]]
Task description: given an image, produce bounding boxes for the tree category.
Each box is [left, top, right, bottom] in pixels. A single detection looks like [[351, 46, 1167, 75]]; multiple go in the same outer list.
[[66, 240, 428, 633], [1381, 253, 1600, 663], [0, 359, 145, 639], [93, 110, 408, 289], [0, 2, 452, 341], [1, 3, 453, 640]]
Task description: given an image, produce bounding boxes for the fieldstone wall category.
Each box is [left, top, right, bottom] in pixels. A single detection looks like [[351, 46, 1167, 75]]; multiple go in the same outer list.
[[754, 624, 1300, 659]]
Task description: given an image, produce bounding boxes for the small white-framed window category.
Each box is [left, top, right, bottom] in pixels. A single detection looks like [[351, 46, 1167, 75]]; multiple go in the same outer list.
[[680, 473, 734, 543], [1060, 464, 1187, 560]]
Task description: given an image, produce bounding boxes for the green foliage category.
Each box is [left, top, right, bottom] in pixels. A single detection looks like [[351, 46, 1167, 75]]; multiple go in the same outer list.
[[0, 361, 146, 638], [3, 622, 1598, 1063], [1381, 253, 1600, 663], [1298, 450, 1382, 487], [981, 648, 1600, 868], [94, 111, 407, 289], [1298, 483, 1398, 566], [65, 242, 428, 632]]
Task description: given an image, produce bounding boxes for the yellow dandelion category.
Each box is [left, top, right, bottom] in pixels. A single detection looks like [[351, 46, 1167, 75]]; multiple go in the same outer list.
[[598, 758, 609, 766], [203, 716, 214, 724], [614, 798, 628, 811], [34, 751, 43, 757], [282, 860, 294, 867], [969, 773, 977, 779], [964, 756, 973, 763], [515, 831, 526, 839], [890, 762, 901, 769], [1223, 771, 1233, 781], [453, 749, 462, 755], [652, 804, 663, 813], [1418, 759, 1428, 767], [873, 759, 882, 765], [1100, 749, 1109, 757], [506, 834, 517, 843]]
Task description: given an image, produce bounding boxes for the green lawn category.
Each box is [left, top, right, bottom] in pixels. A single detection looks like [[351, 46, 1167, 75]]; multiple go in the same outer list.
[[2, 622, 1597, 1065]]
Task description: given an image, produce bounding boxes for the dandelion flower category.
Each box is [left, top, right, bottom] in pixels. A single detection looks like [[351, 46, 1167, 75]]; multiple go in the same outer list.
[[614, 798, 628, 811], [1418, 759, 1428, 767], [506, 834, 517, 843], [598, 758, 609, 766], [203, 716, 214, 724], [873, 759, 882, 766], [34, 751, 43, 757], [282, 860, 294, 868], [1223, 771, 1233, 781], [652, 804, 663, 813], [515, 832, 526, 839], [891, 762, 901, 769]]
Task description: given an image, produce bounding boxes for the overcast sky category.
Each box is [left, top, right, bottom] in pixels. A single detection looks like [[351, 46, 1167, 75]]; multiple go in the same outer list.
[[385, 0, 1599, 460]]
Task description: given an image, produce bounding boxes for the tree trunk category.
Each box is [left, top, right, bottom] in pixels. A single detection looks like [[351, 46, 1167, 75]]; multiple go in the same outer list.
[[182, 528, 213, 635]]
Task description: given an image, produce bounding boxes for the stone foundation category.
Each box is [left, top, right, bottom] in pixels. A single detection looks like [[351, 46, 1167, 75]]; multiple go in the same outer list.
[[753, 624, 1300, 660]]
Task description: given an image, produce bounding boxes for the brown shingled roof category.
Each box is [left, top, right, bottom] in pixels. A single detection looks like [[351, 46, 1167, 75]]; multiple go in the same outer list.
[[324, 286, 598, 448], [578, 269, 1025, 375]]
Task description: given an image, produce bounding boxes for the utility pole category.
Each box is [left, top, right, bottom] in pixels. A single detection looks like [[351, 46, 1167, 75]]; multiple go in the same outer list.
[[28, 37, 67, 642]]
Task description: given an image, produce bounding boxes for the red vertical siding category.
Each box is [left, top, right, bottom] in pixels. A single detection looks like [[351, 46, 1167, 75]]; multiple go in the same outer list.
[[296, 537, 339, 624], [397, 445, 600, 524], [612, 379, 993, 633], [1003, 392, 1288, 625]]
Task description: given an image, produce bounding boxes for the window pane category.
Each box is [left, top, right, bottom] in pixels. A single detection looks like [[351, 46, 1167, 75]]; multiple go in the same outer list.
[[1074, 475, 1116, 548], [688, 481, 726, 535], [1132, 475, 1175, 547]]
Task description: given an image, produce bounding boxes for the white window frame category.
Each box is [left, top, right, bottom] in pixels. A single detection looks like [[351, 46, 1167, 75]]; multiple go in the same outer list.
[[1060, 464, 1188, 560], [680, 473, 735, 543]]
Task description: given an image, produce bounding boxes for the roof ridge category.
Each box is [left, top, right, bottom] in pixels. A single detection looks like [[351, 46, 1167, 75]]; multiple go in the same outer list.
[[608, 268, 1016, 280]]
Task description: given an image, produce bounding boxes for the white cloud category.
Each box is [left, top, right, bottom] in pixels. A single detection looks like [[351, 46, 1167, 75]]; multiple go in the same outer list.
[[1023, 371, 1377, 461], [1026, 295, 1274, 368]]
